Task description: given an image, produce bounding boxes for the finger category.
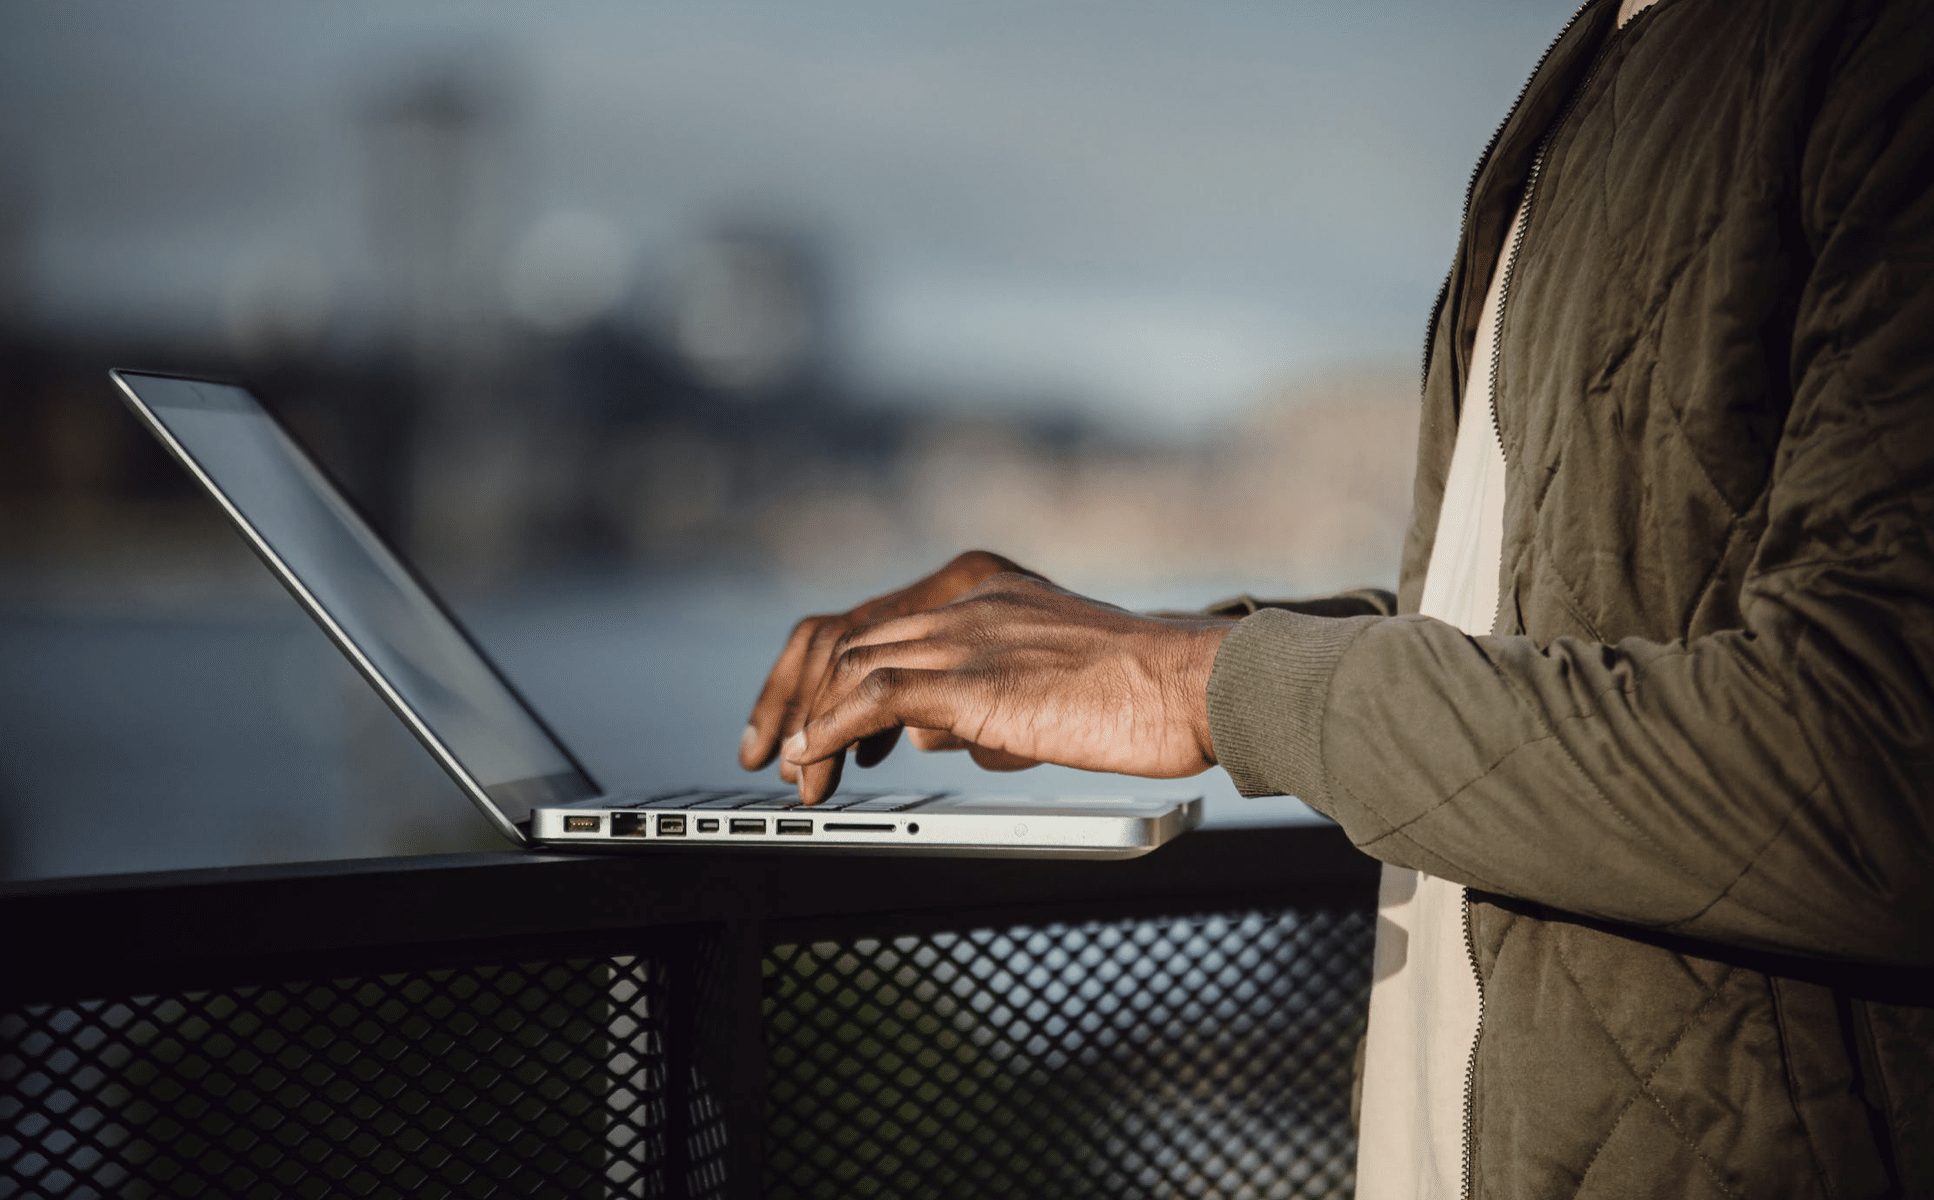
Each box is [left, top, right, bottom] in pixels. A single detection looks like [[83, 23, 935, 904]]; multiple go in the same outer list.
[[788, 668, 954, 767], [908, 727, 969, 752], [777, 621, 850, 778], [742, 617, 821, 769], [797, 746, 846, 806], [853, 727, 902, 768], [783, 611, 961, 781], [808, 638, 959, 774], [833, 610, 945, 654], [825, 637, 961, 694], [969, 745, 1039, 772]]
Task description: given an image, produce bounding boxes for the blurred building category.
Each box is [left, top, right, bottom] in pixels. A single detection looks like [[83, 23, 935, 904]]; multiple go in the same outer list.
[[0, 4, 1449, 603], [0, 0, 1525, 879]]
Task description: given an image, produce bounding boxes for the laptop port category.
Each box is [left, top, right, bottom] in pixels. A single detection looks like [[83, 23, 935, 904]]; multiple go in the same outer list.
[[776, 818, 813, 836], [729, 818, 766, 835], [612, 813, 649, 837], [822, 822, 893, 832], [696, 818, 720, 833], [656, 814, 687, 837], [563, 815, 601, 833]]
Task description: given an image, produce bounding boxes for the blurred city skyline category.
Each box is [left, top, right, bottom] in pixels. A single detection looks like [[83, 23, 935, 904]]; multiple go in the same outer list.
[[0, 1, 1572, 877], [3, 0, 1566, 433]]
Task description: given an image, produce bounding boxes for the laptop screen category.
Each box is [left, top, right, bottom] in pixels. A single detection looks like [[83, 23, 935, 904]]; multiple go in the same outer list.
[[114, 372, 598, 832]]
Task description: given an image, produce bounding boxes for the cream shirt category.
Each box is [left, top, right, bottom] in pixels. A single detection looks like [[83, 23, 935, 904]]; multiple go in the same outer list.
[[1352, 4, 1656, 1195], [1353, 195, 1519, 1200]]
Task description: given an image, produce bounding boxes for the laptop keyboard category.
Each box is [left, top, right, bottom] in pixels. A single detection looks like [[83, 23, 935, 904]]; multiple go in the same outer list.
[[604, 788, 947, 813]]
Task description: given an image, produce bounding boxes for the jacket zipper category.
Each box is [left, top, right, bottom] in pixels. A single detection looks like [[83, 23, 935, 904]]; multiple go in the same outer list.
[[1483, 24, 1621, 463], [1449, 5, 1613, 1198], [1416, 0, 1600, 406], [1459, 892, 1486, 1200]]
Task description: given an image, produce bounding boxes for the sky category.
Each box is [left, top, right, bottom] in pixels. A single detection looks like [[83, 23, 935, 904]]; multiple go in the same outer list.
[[0, 0, 1569, 430]]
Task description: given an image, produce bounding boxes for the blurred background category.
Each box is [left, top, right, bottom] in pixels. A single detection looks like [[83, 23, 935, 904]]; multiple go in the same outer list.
[[0, 1, 1564, 879]]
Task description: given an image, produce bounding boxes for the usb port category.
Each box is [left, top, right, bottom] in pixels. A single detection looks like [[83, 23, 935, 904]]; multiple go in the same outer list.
[[612, 813, 649, 837], [696, 818, 720, 833], [656, 814, 686, 837], [776, 819, 813, 836], [729, 818, 766, 835], [564, 815, 601, 833]]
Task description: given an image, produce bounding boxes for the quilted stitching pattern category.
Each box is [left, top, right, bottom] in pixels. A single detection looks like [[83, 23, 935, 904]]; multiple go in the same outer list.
[[1550, 951, 1744, 1200], [1344, 2, 1934, 1195], [1451, 10, 1889, 1170], [1470, 909, 1835, 1200]]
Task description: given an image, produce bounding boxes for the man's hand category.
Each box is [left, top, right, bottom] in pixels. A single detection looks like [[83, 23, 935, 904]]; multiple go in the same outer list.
[[740, 550, 1035, 781], [779, 572, 1230, 805]]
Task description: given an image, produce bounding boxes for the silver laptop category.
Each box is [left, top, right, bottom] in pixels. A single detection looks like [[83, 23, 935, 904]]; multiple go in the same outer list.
[[110, 370, 1201, 859]]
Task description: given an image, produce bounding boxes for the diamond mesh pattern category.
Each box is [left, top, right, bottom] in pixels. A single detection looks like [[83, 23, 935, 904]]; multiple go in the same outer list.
[[1, 957, 671, 1199], [4, 905, 1371, 1199], [679, 932, 738, 1200], [762, 908, 1372, 1200]]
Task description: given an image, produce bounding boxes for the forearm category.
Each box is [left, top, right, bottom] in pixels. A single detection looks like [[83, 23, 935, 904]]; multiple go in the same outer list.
[[1202, 11, 1934, 965], [1206, 602, 1934, 964]]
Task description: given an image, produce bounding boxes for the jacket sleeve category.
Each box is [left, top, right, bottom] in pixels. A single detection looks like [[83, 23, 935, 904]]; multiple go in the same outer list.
[[1206, 6, 1934, 966], [1202, 588, 1398, 621]]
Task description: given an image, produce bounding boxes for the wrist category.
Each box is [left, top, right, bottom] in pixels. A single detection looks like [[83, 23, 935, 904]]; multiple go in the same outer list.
[[1165, 619, 1231, 767]]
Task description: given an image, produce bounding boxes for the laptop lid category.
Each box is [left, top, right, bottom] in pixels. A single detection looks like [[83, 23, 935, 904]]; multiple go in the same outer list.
[[110, 370, 601, 843]]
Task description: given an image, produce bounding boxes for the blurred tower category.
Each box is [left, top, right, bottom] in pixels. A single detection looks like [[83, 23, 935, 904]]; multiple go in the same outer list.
[[358, 52, 530, 577], [360, 54, 516, 372], [0, 178, 30, 340], [0, 179, 34, 512]]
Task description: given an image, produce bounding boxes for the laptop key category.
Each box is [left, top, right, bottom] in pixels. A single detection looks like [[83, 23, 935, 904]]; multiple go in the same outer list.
[[842, 793, 945, 812], [683, 794, 770, 809], [735, 793, 807, 810], [612, 789, 714, 809]]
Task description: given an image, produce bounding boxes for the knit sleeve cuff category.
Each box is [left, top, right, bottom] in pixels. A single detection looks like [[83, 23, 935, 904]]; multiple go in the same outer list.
[[1205, 607, 1379, 810]]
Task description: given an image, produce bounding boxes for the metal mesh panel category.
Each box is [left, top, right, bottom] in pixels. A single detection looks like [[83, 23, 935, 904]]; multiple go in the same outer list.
[[678, 931, 739, 1200], [762, 907, 1372, 1200], [6, 904, 1371, 1200], [1, 957, 671, 1199]]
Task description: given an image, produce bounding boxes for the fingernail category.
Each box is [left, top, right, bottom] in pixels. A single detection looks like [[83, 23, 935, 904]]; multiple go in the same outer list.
[[739, 724, 760, 761], [783, 731, 807, 763]]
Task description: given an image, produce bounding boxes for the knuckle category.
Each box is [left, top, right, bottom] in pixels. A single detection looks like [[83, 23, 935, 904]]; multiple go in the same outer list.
[[858, 668, 900, 704], [970, 570, 1030, 598], [832, 645, 869, 680], [950, 549, 999, 575], [944, 549, 1017, 590]]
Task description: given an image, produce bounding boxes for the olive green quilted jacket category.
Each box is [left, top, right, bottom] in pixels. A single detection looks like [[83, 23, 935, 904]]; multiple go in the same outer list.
[[1206, 0, 1934, 1195]]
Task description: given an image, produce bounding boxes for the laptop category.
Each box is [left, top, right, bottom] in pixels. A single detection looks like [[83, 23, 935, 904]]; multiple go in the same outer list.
[[109, 370, 1201, 859]]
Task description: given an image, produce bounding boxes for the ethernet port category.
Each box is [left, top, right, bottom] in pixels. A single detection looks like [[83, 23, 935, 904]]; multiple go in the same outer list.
[[612, 813, 649, 837]]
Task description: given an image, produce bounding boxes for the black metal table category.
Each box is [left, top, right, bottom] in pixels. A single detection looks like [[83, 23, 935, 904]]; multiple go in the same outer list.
[[2, 818, 1377, 1199]]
